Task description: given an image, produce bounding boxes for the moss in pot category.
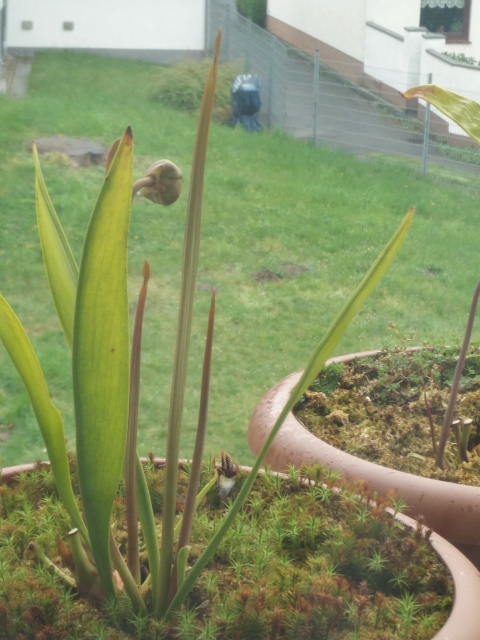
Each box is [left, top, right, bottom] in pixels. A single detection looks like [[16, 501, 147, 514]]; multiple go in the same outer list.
[[296, 346, 480, 485], [0, 459, 460, 639]]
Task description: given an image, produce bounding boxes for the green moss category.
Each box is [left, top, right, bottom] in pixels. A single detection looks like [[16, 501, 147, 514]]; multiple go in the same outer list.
[[297, 345, 480, 482], [0, 464, 452, 638]]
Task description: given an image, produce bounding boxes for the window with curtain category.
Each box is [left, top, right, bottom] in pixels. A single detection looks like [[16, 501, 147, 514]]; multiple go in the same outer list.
[[420, 0, 471, 42]]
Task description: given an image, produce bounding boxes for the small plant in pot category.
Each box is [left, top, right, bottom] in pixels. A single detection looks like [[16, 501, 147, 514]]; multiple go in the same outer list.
[[1, 35, 476, 638], [248, 85, 480, 570]]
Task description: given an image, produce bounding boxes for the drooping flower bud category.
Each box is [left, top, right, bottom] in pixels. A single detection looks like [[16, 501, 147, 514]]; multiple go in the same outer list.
[[140, 160, 182, 205]]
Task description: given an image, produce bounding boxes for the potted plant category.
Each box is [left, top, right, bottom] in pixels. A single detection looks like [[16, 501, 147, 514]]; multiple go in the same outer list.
[[248, 348, 480, 564], [248, 84, 480, 569], [1, 34, 471, 637]]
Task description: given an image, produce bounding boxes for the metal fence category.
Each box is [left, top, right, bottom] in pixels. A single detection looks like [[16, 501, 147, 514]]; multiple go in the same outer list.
[[207, 0, 288, 130], [206, 0, 480, 184]]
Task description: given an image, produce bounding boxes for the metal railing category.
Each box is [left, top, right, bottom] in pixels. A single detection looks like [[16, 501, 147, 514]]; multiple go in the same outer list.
[[207, 0, 288, 130]]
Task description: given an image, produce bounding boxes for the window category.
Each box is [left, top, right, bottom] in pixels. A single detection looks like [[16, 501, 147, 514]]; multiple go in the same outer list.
[[420, 0, 471, 43]]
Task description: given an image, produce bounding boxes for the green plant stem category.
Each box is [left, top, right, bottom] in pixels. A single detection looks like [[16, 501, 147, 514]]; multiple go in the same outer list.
[[155, 31, 220, 619], [68, 528, 99, 595], [168, 290, 216, 604], [125, 261, 150, 585], [109, 532, 147, 615], [132, 176, 154, 200], [436, 280, 480, 468], [28, 541, 76, 589], [460, 419, 473, 462], [423, 392, 438, 457]]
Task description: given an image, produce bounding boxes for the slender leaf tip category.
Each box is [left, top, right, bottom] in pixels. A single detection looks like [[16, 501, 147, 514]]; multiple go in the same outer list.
[[142, 260, 151, 280]]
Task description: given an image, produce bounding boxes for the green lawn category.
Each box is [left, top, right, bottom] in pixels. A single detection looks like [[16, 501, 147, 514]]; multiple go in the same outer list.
[[1, 51, 479, 467]]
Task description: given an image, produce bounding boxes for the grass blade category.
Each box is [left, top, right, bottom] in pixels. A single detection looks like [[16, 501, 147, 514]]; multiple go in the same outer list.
[[403, 85, 480, 144], [33, 145, 78, 348], [73, 128, 133, 599], [156, 31, 221, 617], [167, 207, 414, 616], [0, 294, 87, 540]]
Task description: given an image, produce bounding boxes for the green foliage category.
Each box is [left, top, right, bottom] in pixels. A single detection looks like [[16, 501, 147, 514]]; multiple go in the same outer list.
[[149, 58, 242, 123], [443, 51, 480, 66], [235, 0, 267, 27], [311, 362, 345, 394]]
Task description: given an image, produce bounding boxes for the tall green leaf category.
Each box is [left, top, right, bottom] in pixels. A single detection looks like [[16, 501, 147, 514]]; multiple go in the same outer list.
[[403, 85, 480, 144], [167, 207, 414, 616], [73, 128, 133, 599], [33, 146, 78, 348], [0, 295, 86, 540]]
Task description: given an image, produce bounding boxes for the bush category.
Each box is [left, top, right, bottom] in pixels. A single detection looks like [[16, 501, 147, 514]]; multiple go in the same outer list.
[[149, 58, 242, 124], [236, 0, 267, 28]]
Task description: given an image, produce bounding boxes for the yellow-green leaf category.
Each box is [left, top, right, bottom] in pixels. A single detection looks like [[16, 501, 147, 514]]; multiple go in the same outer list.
[[73, 128, 133, 599], [33, 146, 78, 348], [403, 85, 480, 144], [0, 294, 86, 539]]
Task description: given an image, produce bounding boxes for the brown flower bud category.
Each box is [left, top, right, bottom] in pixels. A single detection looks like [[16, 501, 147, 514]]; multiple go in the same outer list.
[[139, 160, 182, 205]]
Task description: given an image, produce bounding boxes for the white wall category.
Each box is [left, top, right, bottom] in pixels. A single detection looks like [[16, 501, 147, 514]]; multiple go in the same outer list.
[[364, 23, 413, 92], [365, 25, 480, 136], [6, 0, 205, 53], [267, 0, 423, 63], [365, 0, 420, 34], [267, 0, 367, 61], [268, 0, 480, 64]]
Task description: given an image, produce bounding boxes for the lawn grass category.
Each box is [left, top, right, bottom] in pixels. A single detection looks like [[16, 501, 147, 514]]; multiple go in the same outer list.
[[1, 51, 480, 467]]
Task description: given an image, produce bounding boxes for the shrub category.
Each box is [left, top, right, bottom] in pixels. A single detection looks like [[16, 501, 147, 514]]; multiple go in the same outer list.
[[236, 0, 267, 28], [150, 58, 242, 124]]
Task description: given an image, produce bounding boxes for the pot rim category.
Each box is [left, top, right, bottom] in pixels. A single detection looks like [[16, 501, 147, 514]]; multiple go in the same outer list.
[[248, 348, 480, 548]]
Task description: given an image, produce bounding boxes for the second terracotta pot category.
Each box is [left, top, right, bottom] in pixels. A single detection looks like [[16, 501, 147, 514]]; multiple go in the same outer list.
[[248, 351, 480, 565]]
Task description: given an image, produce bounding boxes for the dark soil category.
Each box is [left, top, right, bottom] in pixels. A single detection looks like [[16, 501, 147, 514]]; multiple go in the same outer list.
[[295, 346, 480, 485], [252, 264, 308, 283]]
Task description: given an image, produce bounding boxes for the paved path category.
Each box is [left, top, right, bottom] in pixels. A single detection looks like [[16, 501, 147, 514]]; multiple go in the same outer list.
[[1, 56, 31, 97]]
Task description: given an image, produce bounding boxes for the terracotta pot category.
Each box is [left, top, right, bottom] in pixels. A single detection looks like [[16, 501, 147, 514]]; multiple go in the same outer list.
[[3, 457, 480, 639], [248, 351, 480, 566]]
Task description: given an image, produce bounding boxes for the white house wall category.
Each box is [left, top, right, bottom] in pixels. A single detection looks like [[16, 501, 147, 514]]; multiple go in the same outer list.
[[267, 0, 367, 61], [267, 0, 480, 63], [365, 0, 420, 34], [6, 0, 205, 59]]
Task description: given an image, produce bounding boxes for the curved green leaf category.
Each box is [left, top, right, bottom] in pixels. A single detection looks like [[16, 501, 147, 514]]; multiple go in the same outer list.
[[167, 207, 414, 617], [33, 145, 78, 347], [73, 128, 133, 599], [0, 295, 86, 539], [403, 85, 480, 145]]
